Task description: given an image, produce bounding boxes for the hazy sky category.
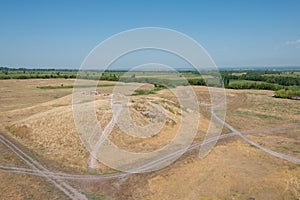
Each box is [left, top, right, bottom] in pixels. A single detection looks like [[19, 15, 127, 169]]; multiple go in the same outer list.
[[0, 0, 299, 69]]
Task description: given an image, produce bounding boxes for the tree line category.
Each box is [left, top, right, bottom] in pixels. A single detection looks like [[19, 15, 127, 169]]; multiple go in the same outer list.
[[221, 71, 300, 86]]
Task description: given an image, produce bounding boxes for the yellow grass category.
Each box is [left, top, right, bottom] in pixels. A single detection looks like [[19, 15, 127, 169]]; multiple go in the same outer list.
[[1, 79, 300, 199]]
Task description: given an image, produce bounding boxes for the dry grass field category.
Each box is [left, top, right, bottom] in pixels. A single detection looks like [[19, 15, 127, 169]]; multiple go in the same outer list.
[[0, 142, 69, 200], [0, 79, 299, 199]]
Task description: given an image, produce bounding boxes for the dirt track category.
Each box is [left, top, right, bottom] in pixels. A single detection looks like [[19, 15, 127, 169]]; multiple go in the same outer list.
[[1, 122, 299, 180], [1, 80, 299, 199], [0, 134, 87, 200]]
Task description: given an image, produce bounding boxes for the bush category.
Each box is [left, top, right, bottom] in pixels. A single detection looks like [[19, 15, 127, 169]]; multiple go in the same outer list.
[[187, 78, 206, 86], [228, 82, 283, 90], [274, 89, 300, 99]]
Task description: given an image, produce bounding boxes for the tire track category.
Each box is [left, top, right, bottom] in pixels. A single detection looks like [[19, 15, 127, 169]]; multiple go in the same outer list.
[[0, 134, 87, 200], [1, 122, 299, 180], [210, 110, 300, 164], [1, 110, 299, 183], [0, 133, 237, 180]]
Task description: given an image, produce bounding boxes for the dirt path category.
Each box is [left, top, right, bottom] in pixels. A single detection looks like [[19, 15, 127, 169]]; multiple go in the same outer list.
[[89, 104, 123, 169], [0, 104, 299, 196], [210, 110, 300, 164], [0, 134, 87, 200], [1, 122, 299, 180]]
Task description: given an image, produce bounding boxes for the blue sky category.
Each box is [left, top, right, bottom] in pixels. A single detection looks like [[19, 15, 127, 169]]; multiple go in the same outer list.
[[0, 0, 299, 69]]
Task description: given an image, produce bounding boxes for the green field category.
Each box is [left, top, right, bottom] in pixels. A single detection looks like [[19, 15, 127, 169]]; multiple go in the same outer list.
[[1, 67, 300, 99]]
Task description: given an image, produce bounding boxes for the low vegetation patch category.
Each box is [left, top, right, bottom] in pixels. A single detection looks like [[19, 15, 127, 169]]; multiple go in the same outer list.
[[37, 84, 116, 89], [132, 85, 165, 95], [2, 67, 300, 99], [274, 89, 300, 99]]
